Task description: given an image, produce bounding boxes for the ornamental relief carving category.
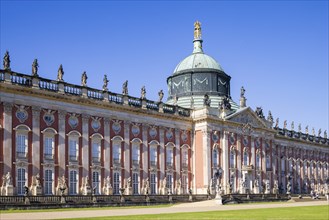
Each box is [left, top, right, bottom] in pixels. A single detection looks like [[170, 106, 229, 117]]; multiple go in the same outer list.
[[166, 128, 173, 141], [43, 109, 55, 126], [15, 105, 29, 123], [229, 111, 266, 129], [68, 113, 79, 129], [91, 117, 101, 132], [181, 130, 188, 143], [131, 123, 140, 137], [149, 125, 157, 138], [111, 119, 122, 134]]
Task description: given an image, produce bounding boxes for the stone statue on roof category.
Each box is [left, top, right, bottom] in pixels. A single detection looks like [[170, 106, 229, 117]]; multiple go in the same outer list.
[[103, 74, 109, 91], [312, 127, 315, 136], [81, 71, 88, 87], [194, 21, 202, 39], [57, 64, 64, 81], [141, 86, 146, 99], [291, 121, 294, 131], [275, 118, 279, 128], [298, 123, 302, 133], [283, 120, 287, 129], [122, 80, 128, 95], [221, 96, 231, 110], [318, 129, 321, 137], [158, 89, 164, 102], [240, 86, 245, 98], [32, 59, 39, 76], [305, 125, 309, 134], [203, 94, 211, 107], [255, 107, 264, 119], [3, 51, 10, 70], [267, 111, 273, 123], [324, 130, 327, 139]]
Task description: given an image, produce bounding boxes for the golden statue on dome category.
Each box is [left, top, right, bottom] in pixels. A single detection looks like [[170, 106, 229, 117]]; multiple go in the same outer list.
[[194, 21, 202, 39]]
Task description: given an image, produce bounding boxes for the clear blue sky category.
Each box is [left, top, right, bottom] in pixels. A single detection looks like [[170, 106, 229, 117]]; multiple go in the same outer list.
[[1, 1, 328, 133]]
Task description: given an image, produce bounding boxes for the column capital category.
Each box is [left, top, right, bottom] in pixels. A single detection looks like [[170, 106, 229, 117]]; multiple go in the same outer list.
[[3, 102, 13, 113], [58, 110, 67, 120], [32, 106, 41, 116], [82, 114, 90, 123]]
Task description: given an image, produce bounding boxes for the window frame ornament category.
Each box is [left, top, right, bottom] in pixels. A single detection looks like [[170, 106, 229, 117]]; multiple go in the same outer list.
[[15, 105, 29, 123], [68, 113, 79, 129], [43, 109, 55, 126]]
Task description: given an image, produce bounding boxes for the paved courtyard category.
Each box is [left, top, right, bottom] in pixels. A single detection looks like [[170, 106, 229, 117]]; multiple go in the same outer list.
[[1, 200, 328, 220]]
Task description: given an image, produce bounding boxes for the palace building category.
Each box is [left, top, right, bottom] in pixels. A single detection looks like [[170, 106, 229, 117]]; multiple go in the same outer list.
[[0, 22, 328, 197]]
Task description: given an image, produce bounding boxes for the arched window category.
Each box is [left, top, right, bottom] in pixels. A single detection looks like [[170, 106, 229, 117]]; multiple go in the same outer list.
[[149, 140, 159, 167], [281, 157, 286, 172], [68, 131, 80, 161], [91, 134, 102, 162], [92, 171, 100, 195], [44, 169, 53, 195], [69, 170, 78, 195], [296, 161, 300, 175], [243, 150, 248, 166], [182, 147, 188, 169], [131, 138, 141, 165], [288, 159, 293, 173], [42, 128, 57, 160], [310, 162, 314, 176], [112, 136, 123, 164], [230, 150, 236, 168], [17, 168, 26, 195], [15, 125, 30, 158], [166, 143, 174, 167]]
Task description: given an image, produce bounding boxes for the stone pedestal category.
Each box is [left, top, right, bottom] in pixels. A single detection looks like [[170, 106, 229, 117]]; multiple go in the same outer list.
[[81, 186, 92, 195], [32, 77, 39, 89], [103, 187, 113, 195], [161, 187, 168, 195], [5, 185, 14, 196], [31, 186, 42, 196], [125, 187, 132, 195], [24, 197, 30, 205], [60, 196, 66, 204], [176, 187, 181, 195], [254, 187, 260, 194]]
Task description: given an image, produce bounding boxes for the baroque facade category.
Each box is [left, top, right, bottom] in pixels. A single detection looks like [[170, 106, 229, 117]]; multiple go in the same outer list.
[[0, 22, 328, 197]]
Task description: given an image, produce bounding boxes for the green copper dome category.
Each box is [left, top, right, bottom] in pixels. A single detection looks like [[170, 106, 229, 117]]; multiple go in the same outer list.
[[173, 52, 223, 74]]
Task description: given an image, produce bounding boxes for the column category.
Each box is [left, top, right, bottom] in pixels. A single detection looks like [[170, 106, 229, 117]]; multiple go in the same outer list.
[[221, 130, 229, 194], [81, 114, 89, 177], [142, 124, 148, 179], [251, 136, 255, 182], [237, 134, 242, 182], [57, 110, 66, 176], [123, 121, 130, 180], [3, 103, 13, 175], [103, 118, 111, 178], [159, 127, 165, 186], [31, 106, 41, 175]]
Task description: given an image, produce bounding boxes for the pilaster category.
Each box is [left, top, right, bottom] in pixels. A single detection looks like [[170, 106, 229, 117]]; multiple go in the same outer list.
[[221, 130, 229, 194], [175, 129, 181, 181], [81, 114, 89, 177], [142, 124, 148, 180], [103, 118, 111, 177], [159, 127, 165, 181], [31, 106, 41, 175], [58, 110, 66, 176], [123, 121, 130, 179], [3, 102, 13, 174]]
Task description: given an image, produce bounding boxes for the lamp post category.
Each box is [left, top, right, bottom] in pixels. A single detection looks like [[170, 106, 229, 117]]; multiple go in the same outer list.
[[214, 168, 223, 205]]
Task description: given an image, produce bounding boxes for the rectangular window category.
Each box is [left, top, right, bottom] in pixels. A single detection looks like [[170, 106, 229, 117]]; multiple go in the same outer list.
[[132, 173, 139, 195], [17, 169, 26, 195], [17, 134, 27, 157], [113, 172, 120, 195], [44, 137, 54, 159], [44, 169, 53, 195], [166, 174, 172, 194], [69, 170, 78, 195], [150, 173, 157, 194], [69, 139, 78, 161], [92, 142, 101, 162], [92, 171, 100, 195], [182, 174, 188, 194]]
